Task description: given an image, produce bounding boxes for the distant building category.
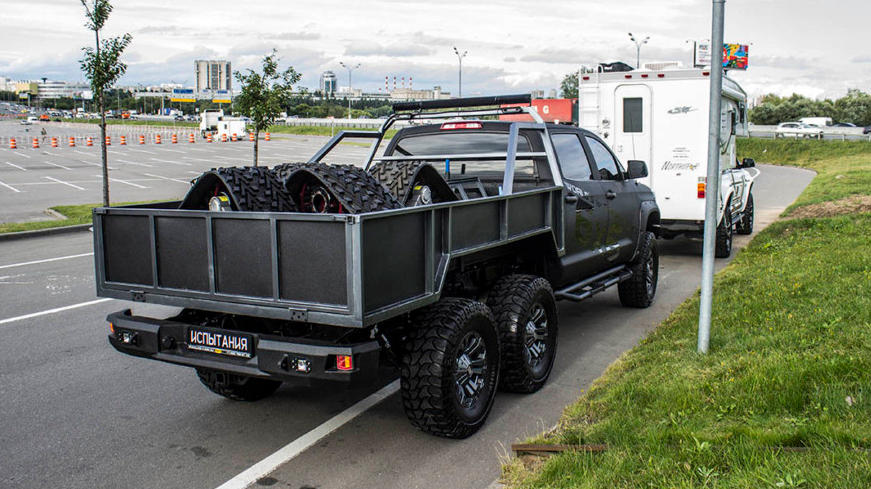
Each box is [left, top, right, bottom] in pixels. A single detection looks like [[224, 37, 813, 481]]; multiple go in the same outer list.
[[195, 60, 232, 93], [35, 80, 90, 99], [389, 86, 450, 101], [320, 71, 337, 95]]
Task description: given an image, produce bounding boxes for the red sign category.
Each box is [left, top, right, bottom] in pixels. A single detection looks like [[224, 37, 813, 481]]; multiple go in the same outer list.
[[499, 99, 577, 124]]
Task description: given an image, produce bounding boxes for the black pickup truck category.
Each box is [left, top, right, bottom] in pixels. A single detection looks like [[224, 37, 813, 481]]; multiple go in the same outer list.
[[95, 95, 660, 438]]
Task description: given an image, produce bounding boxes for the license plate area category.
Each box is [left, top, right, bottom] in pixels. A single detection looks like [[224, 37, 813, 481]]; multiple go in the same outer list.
[[187, 327, 254, 358]]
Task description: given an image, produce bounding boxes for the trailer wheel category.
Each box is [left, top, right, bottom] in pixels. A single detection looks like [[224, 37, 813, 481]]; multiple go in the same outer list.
[[735, 192, 754, 235], [715, 202, 733, 258], [195, 368, 282, 401], [179, 167, 296, 212], [399, 298, 500, 438], [278, 163, 402, 214], [618, 231, 659, 308], [486, 275, 558, 393], [369, 160, 456, 206]]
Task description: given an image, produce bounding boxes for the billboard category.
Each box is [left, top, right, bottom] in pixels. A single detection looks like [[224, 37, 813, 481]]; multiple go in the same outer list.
[[170, 88, 196, 102], [694, 41, 712, 67], [723, 43, 749, 70], [212, 89, 232, 104]]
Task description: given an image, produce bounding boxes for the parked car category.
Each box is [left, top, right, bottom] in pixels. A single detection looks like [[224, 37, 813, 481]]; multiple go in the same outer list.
[[864, 125, 871, 135], [775, 122, 823, 139], [833, 122, 856, 127]]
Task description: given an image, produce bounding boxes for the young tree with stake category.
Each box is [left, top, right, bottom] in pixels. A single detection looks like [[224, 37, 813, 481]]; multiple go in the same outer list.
[[79, 0, 131, 206], [235, 50, 300, 166]]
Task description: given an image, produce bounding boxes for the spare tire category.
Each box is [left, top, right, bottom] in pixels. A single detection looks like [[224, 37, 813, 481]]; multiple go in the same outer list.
[[278, 163, 402, 214], [370, 160, 456, 206], [179, 166, 296, 212]]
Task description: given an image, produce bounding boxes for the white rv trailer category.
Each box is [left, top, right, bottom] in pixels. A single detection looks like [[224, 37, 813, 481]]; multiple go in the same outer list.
[[578, 66, 759, 257]]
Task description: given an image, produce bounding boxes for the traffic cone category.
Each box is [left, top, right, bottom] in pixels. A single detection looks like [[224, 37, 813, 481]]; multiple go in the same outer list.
[[171, 134, 178, 144], [51, 137, 58, 148], [105, 136, 111, 146], [265, 132, 271, 141], [139, 134, 145, 145], [206, 133, 213, 143], [155, 134, 162, 144], [231, 133, 237, 142], [69, 137, 75, 147], [87, 137, 93, 147], [221, 133, 228, 142], [9, 138, 16, 149], [32, 138, 39, 149], [188, 133, 195, 143], [120, 136, 127, 145], [249, 133, 254, 141]]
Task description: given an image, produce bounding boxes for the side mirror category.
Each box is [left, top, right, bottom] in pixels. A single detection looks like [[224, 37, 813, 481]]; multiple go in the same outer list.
[[626, 160, 648, 179], [741, 158, 756, 168]]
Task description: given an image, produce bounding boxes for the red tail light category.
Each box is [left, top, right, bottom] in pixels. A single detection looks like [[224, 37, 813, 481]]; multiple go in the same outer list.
[[441, 122, 482, 130], [337, 355, 353, 371], [697, 182, 706, 199]]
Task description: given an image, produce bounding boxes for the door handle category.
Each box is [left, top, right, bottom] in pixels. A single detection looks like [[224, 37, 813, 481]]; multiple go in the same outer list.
[[564, 194, 578, 204], [606, 190, 617, 199]]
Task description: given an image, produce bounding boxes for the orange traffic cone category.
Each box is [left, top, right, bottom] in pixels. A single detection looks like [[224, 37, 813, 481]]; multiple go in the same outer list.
[[139, 134, 145, 145], [206, 133, 213, 143], [249, 133, 254, 141], [265, 132, 271, 141], [32, 138, 39, 149], [188, 133, 195, 143], [171, 134, 178, 144], [9, 138, 17, 149], [87, 137, 93, 147], [69, 137, 75, 147], [51, 137, 58, 148], [231, 133, 237, 142], [120, 136, 127, 145], [155, 134, 162, 144], [105, 136, 111, 146], [221, 133, 228, 142]]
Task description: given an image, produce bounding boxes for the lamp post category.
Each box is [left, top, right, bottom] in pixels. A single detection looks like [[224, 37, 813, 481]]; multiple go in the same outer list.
[[452, 46, 467, 97], [339, 61, 360, 119], [628, 33, 650, 69]]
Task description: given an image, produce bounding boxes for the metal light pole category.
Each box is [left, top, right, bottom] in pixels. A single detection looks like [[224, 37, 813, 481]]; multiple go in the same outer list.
[[453, 46, 467, 97], [339, 61, 360, 119], [628, 33, 650, 69], [697, 0, 726, 354]]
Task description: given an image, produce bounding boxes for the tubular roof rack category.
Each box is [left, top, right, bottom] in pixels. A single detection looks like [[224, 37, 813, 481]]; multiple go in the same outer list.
[[392, 94, 531, 112]]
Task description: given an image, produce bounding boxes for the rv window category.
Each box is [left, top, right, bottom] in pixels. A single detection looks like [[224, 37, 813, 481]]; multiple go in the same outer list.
[[552, 133, 593, 181], [585, 137, 621, 180], [623, 97, 643, 133]]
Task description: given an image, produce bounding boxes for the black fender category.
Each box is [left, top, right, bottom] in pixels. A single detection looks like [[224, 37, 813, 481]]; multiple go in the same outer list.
[[633, 199, 660, 259]]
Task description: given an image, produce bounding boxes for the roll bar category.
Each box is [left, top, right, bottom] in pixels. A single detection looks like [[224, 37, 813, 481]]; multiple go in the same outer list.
[[392, 93, 532, 112]]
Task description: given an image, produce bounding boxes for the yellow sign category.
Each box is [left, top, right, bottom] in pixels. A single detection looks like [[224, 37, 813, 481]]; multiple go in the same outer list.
[[170, 97, 196, 103], [212, 99, 232, 104]]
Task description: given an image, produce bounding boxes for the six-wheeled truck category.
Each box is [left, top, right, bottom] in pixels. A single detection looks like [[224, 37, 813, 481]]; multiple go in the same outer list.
[[95, 94, 661, 438]]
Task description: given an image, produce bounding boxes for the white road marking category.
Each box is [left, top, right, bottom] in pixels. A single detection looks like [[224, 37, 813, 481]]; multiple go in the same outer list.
[[214, 379, 400, 489], [144, 173, 190, 184], [150, 158, 191, 166], [45, 161, 73, 171], [0, 298, 112, 326], [5, 162, 26, 171], [0, 252, 94, 270], [101, 175, 148, 189], [161, 148, 185, 154], [127, 149, 157, 155], [44, 176, 85, 190], [0, 179, 21, 192], [12, 152, 31, 159], [115, 158, 153, 167], [186, 171, 202, 175]]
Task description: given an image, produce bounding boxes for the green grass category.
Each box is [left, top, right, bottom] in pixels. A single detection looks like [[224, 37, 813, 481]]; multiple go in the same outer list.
[[506, 141, 871, 488], [266, 124, 397, 139], [738, 139, 871, 215], [0, 201, 156, 234], [60, 118, 199, 128]]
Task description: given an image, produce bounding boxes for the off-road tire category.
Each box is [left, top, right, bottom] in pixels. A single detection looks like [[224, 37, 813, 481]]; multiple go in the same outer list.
[[195, 368, 282, 401], [715, 202, 733, 258], [618, 231, 658, 308], [369, 160, 455, 205], [277, 162, 401, 213], [399, 298, 500, 438], [179, 167, 296, 212], [735, 192, 754, 235], [486, 275, 558, 393]]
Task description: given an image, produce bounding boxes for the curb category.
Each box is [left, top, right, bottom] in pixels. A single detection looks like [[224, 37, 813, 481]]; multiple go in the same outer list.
[[0, 224, 93, 242]]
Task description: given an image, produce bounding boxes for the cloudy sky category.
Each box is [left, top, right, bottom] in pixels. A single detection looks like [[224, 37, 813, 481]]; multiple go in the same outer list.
[[1, 0, 868, 100]]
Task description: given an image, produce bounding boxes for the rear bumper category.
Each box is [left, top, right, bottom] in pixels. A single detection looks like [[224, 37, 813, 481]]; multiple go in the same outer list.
[[658, 219, 705, 238], [107, 310, 381, 385]]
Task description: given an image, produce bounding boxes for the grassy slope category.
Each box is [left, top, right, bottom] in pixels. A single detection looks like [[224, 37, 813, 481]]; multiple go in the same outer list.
[[506, 139, 871, 488], [0, 202, 155, 234]]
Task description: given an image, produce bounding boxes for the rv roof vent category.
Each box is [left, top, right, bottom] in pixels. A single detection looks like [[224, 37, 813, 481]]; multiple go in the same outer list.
[[641, 61, 682, 71]]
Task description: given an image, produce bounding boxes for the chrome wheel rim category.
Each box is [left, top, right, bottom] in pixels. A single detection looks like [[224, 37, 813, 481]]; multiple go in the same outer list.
[[523, 304, 549, 371], [455, 332, 488, 410]]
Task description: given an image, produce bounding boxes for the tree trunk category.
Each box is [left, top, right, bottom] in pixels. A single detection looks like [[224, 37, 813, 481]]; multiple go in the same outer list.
[[100, 94, 109, 206], [253, 129, 259, 167]]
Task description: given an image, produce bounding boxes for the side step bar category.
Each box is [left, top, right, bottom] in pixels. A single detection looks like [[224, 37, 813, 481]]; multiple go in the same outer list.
[[555, 265, 632, 302]]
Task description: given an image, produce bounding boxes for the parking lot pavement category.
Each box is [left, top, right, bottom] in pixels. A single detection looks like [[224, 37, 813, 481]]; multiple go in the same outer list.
[[0, 121, 373, 223], [0, 164, 814, 489]]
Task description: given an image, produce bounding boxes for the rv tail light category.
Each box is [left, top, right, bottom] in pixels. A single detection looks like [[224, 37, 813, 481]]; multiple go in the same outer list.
[[658, 73, 665, 78], [697, 182, 706, 199], [624, 74, 632, 79], [337, 355, 354, 371], [582, 76, 590, 81], [641, 74, 649, 78], [441, 122, 482, 130], [702, 71, 710, 76]]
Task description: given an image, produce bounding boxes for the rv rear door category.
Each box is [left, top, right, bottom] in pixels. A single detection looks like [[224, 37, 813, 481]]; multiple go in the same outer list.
[[612, 85, 652, 187]]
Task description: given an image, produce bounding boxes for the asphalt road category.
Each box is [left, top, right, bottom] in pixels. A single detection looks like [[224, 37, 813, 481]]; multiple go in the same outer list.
[[0, 164, 814, 489], [0, 120, 371, 223]]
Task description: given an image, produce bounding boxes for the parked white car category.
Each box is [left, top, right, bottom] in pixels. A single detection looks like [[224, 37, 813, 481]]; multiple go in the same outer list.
[[775, 122, 824, 139]]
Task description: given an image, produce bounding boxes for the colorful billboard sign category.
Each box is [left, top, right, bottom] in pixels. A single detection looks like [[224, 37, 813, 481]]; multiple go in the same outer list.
[[723, 43, 749, 70], [170, 88, 196, 102]]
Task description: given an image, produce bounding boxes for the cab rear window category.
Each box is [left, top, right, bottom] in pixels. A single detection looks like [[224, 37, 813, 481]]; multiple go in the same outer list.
[[392, 132, 531, 155]]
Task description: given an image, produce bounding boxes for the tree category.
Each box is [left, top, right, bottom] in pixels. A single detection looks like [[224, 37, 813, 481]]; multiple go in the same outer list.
[[234, 50, 301, 166], [560, 72, 578, 99], [79, 0, 131, 207]]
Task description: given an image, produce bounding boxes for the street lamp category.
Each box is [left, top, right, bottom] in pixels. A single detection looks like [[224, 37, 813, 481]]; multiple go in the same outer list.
[[628, 32, 650, 69], [339, 61, 360, 119], [452, 46, 467, 98]]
